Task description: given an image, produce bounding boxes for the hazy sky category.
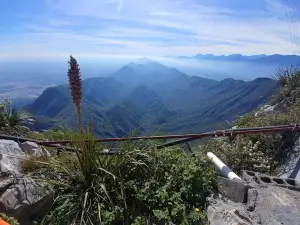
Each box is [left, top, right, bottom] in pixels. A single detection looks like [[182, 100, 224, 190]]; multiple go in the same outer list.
[[1, 0, 300, 59]]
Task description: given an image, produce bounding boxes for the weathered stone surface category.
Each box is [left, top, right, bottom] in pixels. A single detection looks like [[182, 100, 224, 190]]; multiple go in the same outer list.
[[207, 194, 260, 225], [0, 139, 53, 225], [255, 186, 300, 225], [19, 141, 50, 157], [255, 104, 276, 117], [279, 137, 300, 183], [0, 140, 26, 175], [0, 178, 52, 225], [217, 177, 248, 203], [208, 180, 300, 225], [246, 189, 258, 212]]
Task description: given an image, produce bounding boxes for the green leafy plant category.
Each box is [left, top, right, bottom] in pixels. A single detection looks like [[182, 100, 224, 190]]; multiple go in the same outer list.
[[0, 99, 31, 129], [37, 127, 217, 225]]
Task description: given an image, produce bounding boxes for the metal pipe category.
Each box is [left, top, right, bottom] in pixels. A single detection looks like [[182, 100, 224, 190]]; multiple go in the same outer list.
[[35, 124, 300, 145], [207, 152, 241, 180], [1, 124, 299, 150]]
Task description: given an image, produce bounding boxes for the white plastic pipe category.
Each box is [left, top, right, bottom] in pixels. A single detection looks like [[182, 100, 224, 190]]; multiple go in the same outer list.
[[207, 152, 241, 180]]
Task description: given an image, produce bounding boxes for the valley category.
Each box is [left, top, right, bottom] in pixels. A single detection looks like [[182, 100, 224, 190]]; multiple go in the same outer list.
[[26, 58, 279, 137]]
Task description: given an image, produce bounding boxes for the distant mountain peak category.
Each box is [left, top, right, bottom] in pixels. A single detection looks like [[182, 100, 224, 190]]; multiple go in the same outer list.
[[111, 58, 187, 86], [125, 58, 161, 70], [134, 57, 156, 64], [125, 58, 168, 71]]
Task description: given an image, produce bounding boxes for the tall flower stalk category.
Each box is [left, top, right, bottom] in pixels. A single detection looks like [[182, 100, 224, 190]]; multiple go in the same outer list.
[[67, 55, 83, 134]]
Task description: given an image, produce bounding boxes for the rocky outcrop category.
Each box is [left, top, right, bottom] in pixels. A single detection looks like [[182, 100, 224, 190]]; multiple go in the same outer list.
[[254, 102, 300, 183], [0, 178, 52, 225], [279, 137, 300, 183], [0, 140, 26, 176], [0, 139, 52, 225], [208, 171, 300, 225], [254, 102, 285, 117]]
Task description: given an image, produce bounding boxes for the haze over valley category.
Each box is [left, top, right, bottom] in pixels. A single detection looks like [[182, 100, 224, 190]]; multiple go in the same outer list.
[[1, 54, 298, 107], [1, 0, 300, 134], [24, 57, 279, 137]]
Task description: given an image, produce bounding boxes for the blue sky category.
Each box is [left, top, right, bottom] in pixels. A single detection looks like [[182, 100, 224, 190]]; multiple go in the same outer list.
[[1, 0, 300, 59]]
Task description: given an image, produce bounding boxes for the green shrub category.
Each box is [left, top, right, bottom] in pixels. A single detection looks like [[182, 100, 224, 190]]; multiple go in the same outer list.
[[203, 104, 300, 175], [39, 129, 217, 225], [200, 137, 273, 174], [201, 68, 300, 175], [270, 68, 300, 106], [43, 125, 74, 141]]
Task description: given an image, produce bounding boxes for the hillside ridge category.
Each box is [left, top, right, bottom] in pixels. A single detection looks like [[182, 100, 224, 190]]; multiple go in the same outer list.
[[26, 59, 278, 136]]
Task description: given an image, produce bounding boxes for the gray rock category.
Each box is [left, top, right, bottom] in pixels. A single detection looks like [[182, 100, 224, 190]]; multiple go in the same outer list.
[[255, 105, 276, 117], [0, 178, 52, 225], [254, 103, 285, 117], [246, 189, 258, 212], [19, 141, 50, 157], [0, 140, 52, 224], [279, 137, 300, 183], [0, 140, 26, 175], [217, 177, 248, 203], [207, 194, 260, 225], [255, 186, 300, 225], [22, 118, 35, 126], [208, 184, 300, 225], [21, 126, 31, 132]]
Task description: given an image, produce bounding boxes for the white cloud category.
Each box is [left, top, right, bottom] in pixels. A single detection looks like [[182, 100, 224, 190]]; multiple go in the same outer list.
[[117, 0, 124, 13], [2, 0, 300, 58]]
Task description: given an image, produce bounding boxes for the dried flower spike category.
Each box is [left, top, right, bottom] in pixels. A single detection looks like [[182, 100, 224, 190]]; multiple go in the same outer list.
[[67, 55, 83, 133]]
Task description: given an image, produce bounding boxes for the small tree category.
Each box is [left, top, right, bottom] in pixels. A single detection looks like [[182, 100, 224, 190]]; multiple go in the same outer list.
[[67, 55, 83, 133]]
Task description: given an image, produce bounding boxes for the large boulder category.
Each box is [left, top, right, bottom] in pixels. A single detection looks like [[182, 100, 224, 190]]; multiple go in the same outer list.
[[0, 139, 52, 225], [0, 178, 52, 225]]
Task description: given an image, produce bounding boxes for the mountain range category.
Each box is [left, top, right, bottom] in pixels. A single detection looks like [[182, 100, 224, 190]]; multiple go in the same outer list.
[[1, 54, 297, 107], [26, 58, 279, 137], [174, 54, 300, 65]]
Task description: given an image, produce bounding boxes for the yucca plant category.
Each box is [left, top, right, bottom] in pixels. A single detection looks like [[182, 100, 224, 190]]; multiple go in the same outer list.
[[41, 127, 152, 225], [0, 99, 31, 129], [67, 55, 83, 134]]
